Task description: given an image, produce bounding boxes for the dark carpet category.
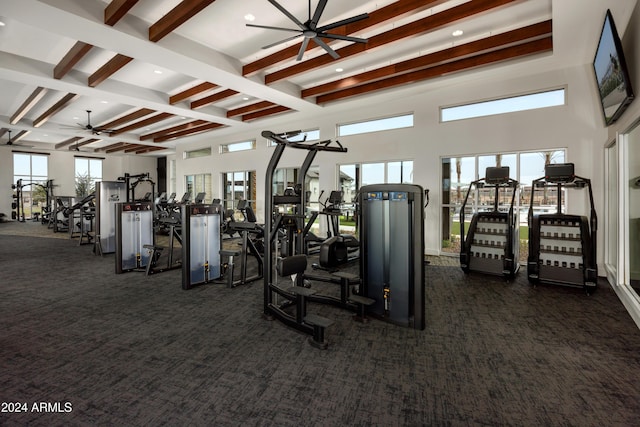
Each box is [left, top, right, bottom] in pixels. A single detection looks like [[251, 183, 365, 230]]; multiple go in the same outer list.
[[1, 221, 640, 426]]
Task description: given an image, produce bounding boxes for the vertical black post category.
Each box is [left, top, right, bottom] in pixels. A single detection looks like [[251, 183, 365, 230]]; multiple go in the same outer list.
[[264, 139, 286, 314]]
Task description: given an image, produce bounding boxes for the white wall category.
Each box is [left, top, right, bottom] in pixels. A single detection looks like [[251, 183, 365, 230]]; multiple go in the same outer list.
[[165, 64, 612, 267]]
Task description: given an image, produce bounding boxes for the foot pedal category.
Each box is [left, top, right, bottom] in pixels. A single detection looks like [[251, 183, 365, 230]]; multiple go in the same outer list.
[[349, 294, 375, 322], [304, 313, 333, 349]]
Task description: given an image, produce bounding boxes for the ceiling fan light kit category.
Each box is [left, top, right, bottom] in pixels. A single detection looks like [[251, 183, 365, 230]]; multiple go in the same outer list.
[[247, 0, 369, 61]]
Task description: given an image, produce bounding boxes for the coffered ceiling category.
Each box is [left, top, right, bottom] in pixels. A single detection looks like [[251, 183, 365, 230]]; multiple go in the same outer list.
[[0, 0, 633, 155]]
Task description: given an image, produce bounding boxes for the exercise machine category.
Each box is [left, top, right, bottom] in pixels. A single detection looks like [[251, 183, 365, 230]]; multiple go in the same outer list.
[[95, 181, 127, 254], [263, 130, 374, 348], [459, 167, 520, 278], [359, 184, 425, 330], [527, 163, 597, 294], [181, 203, 223, 289], [115, 201, 154, 274]]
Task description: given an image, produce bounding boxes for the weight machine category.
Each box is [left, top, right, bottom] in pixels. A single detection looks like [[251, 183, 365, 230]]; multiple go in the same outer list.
[[359, 184, 426, 330], [115, 201, 154, 274], [263, 130, 373, 348], [181, 203, 223, 289], [527, 163, 598, 294], [95, 181, 127, 254], [459, 167, 520, 278]]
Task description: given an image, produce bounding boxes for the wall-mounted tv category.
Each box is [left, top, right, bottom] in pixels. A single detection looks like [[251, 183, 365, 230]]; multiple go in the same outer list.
[[592, 9, 635, 126]]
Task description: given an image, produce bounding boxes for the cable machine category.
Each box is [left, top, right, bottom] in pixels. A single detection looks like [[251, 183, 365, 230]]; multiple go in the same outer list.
[[527, 163, 597, 294], [459, 167, 520, 278], [181, 202, 223, 289], [263, 130, 370, 348], [115, 201, 154, 274], [359, 184, 426, 330]]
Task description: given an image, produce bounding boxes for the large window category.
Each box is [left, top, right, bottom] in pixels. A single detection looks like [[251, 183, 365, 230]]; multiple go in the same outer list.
[[440, 88, 566, 122], [13, 152, 48, 219], [337, 113, 414, 137], [338, 160, 413, 236], [220, 140, 255, 153], [440, 150, 566, 257], [75, 157, 102, 197], [185, 173, 212, 203], [222, 170, 256, 215]]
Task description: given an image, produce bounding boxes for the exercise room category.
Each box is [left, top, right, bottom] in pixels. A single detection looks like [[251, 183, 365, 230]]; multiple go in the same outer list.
[[1, 0, 639, 425]]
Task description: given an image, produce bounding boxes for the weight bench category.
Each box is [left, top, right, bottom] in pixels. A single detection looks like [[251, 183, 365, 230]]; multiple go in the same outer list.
[[278, 254, 333, 349]]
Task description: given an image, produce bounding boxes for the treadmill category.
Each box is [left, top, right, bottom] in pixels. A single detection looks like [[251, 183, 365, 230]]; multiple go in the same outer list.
[[527, 163, 597, 294], [460, 166, 520, 278]]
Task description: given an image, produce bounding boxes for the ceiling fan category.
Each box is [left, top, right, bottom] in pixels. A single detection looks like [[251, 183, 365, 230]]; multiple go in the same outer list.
[[64, 110, 115, 135], [5, 130, 13, 145], [247, 0, 369, 61]]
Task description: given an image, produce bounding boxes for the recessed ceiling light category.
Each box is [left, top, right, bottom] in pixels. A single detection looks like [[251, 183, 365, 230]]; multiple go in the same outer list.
[[154, 70, 163, 74], [242, 97, 249, 101], [244, 14, 255, 22], [452, 30, 464, 37], [335, 68, 343, 72], [0, 20, 6, 27], [73, 116, 79, 120], [100, 100, 108, 104]]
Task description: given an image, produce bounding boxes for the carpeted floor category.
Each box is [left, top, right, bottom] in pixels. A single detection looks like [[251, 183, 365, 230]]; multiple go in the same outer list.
[[1, 220, 640, 426]]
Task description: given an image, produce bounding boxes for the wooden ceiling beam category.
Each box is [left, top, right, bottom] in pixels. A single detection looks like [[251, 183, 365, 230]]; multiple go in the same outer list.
[[32, 93, 79, 128], [242, 0, 445, 76], [134, 146, 167, 154], [10, 87, 48, 124], [190, 89, 238, 109], [104, 0, 140, 26], [316, 37, 553, 104], [12, 130, 31, 142], [149, 0, 217, 42], [153, 122, 223, 142], [109, 112, 174, 136], [140, 120, 208, 141], [106, 144, 134, 153], [242, 105, 292, 122], [97, 108, 156, 129], [227, 101, 276, 118], [123, 144, 150, 153], [169, 82, 218, 104], [88, 54, 134, 87], [69, 138, 102, 150], [54, 41, 94, 80], [303, 20, 553, 98], [99, 142, 127, 151], [265, 0, 518, 85], [54, 136, 83, 149]]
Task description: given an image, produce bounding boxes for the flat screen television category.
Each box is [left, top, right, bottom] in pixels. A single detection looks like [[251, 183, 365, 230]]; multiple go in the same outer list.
[[592, 9, 635, 126]]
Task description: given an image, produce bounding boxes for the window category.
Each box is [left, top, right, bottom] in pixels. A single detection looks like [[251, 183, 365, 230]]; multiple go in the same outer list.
[[75, 157, 102, 197], [220, 140, 255, 153], [440, 88, 566, 122], [222, 170, 256, 216], [338, 160, 413, 236], [440, 150, 566, 258], [337, 113, 414, 137], [13, 152, 48, 219], [184, 147, 212, 159], [169, 159, 176, 196], [185, 173, 212, 203]]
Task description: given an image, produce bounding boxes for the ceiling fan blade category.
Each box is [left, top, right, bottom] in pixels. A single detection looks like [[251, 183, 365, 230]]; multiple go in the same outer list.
[[317, 13, 369, 32], [262, 33, 303, 50], [268, 0, 306, 30], [310, 0, 328, 29], [319, 33, 368, 44], [297, 37, 311, 61], [246, 23, 301, 33], [313, 36, 340, 59]]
